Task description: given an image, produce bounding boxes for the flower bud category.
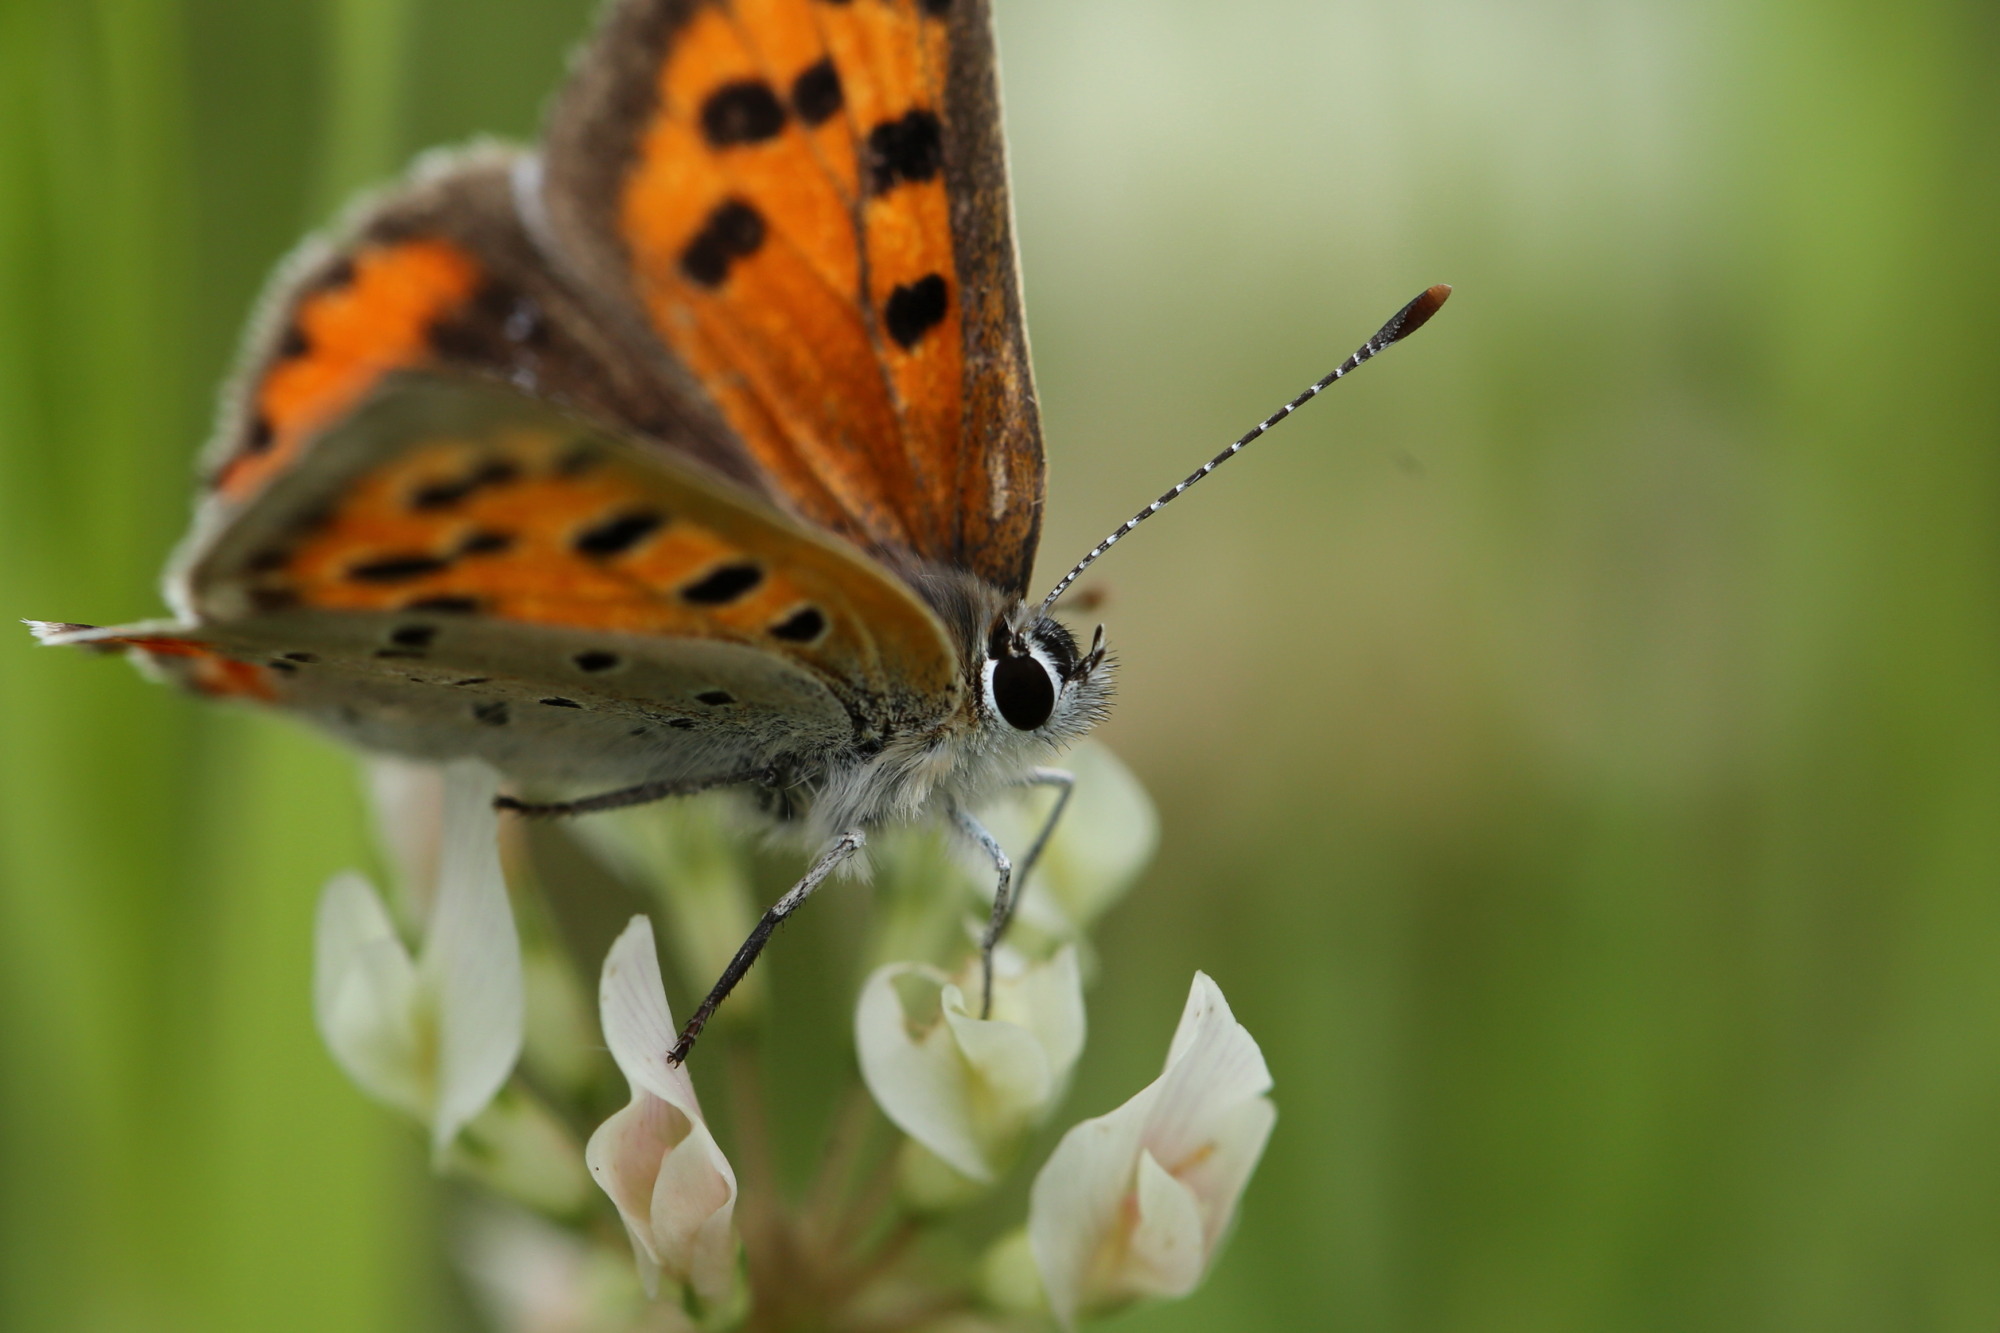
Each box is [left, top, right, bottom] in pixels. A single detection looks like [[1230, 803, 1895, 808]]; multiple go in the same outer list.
[[856, 947, 1085, 1185], [586, 917, 743, 1321], [1028, 973, 1274, 1327]]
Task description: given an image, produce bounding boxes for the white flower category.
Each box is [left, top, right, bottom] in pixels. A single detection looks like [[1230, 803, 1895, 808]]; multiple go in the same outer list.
[[970, 740, 1158, 944], [364, 755, 447, 923], [586, 917, 743, 1317], [856, 947, 1085, 1185], [314, 760, 523, 1155], [1028, 973, 1275, 1328]]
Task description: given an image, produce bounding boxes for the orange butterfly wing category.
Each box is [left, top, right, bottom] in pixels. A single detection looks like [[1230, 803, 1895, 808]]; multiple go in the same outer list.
[[183, 376, 956, 715], [196, 147, 759, 518], [539, 0, 1045, 596]]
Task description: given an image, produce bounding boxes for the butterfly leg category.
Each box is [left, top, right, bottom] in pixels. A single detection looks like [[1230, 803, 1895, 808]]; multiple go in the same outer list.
[[1011, 767, 1076, 902], [957, 768, 1077, 1017], [495, 768, 770, 818], [951, 806, 1012, 1020], [668, 828, 867, 1064]]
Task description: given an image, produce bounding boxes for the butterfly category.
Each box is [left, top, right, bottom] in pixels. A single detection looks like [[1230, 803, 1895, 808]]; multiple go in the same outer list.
[[29, 0, 1447, 1059]]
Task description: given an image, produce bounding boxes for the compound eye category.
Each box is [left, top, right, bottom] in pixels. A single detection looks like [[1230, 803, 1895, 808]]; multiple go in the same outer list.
[[991, 654, 1057, 731]]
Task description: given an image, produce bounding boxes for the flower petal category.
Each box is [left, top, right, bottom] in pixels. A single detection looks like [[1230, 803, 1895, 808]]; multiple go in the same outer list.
[[649, 1117, 740, 1309], [859, 949, 1087, 1185], [1176, 1094, 1278, 1250], [941, 984, 1055, 1153], [598, 916, 705, 1118], [585, 1094, 676, 1294], [1028, 1095, 1154, 1329], [421, 760, 523, 1154], [589, 916, 742, 1308], [857, 963, 994, 1181], [997, 945, 1086, 1085], [312, 872, 427, 1117], [364, 756, 445, 923], [1143, 972, 1272, 1173], [1029, 972, 1275, 1328], [1126, 1147, 1208, 1299], [314, 869, 408, 1029]]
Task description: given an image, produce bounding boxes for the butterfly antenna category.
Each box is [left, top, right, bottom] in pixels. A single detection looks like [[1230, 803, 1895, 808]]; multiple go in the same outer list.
[[1039, 283, 1452, 616]]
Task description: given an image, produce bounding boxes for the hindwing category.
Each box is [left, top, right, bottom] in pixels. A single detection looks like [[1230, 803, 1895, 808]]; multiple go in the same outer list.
[[58, 375, 963, 784]]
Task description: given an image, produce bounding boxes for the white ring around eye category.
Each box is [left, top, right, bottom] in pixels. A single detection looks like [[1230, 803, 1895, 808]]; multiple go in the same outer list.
[[984, 647, 1061, 732]]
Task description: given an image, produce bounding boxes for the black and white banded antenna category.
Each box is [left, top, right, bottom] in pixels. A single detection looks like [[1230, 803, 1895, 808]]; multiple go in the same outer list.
[[1039, 283, 1452, 616]]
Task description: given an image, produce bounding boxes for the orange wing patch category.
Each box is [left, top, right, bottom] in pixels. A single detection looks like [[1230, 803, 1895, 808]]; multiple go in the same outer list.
[[613, 0, 964, 564], [214, 239, 484, 501], [195, 380, 960, 711]]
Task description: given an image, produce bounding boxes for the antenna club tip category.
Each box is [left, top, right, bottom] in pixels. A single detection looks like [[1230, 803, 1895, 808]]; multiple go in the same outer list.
[[1387, 284, 1452, 343]]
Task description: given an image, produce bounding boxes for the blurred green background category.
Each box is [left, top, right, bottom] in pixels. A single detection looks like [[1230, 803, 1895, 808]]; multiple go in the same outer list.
[[5, 0, 2000, 1329]]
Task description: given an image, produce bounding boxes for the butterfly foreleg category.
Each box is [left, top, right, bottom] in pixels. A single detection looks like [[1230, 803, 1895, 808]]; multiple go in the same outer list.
[[494, 768, 774, 818], [1012, 767, 1076, 902], [956, 767, 1076, 1018], [667, 828, 867, 1065], [951, 805, 1011, 1021]]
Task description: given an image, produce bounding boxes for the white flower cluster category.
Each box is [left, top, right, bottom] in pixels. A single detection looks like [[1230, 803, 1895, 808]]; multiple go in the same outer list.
[[310, 741, 1273, 1330]]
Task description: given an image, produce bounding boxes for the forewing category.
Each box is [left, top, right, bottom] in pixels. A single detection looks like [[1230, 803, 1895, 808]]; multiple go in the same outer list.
[[538, 0, 1045, 595]]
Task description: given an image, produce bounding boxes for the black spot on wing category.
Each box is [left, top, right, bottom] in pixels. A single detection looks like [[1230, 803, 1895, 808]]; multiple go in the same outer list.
[[244, 416, 275, 456], [410, 458, 519, 511], [389, 624, 437, 649], [473, 701, 510, 726], [575, 510, 665, 558], [696, 690, 736, 706], [884, 274, 949, 349], [701, 80, 787, 146], [921, 0, 951, 12], [459, 530, 514, 557], [540, 697, 582, 708], [282, 652, 318, 664], [866, 110, 942, 194], [791, 59, 843, 126], [573, 651, 620, 673], [403, 595, 481, 614], [680, 199, 766, 288], [681, 563, 763, 605], [349, 554, 451, 583], [277, 324, 309, 359], [769, 607, 827, 643]]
